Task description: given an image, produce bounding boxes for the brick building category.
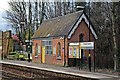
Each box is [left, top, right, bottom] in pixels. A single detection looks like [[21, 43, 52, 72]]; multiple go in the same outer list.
[[32, 11, 98, 66], [1, 31, 21, 58], [2, 30, 12, 58]]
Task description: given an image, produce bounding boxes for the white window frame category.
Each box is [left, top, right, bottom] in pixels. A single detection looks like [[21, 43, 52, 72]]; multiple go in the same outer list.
[[42, 40, 52, 55]]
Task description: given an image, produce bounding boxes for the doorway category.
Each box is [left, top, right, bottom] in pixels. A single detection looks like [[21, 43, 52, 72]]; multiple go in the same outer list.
[[42, 46, 45, 63]]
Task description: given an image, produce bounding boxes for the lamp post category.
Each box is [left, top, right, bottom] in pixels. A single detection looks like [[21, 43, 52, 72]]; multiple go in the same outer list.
[[28, 24, 31, 62], [20, 21, 25, 44], [27, 0, 31, 62], [76, 6, 84, 70], [88, 0, 91, 72], [19, 21, 24, 52]]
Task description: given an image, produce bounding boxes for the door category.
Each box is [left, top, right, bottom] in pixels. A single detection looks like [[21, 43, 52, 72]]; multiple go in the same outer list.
[[42, 46, 45, 63]]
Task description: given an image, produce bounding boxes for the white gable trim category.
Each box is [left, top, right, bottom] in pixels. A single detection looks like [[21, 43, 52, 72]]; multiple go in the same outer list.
[[68, 13, 98, 39]]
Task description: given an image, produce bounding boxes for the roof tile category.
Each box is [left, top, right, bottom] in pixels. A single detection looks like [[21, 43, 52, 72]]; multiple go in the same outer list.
[[32, 11, 83, 39]]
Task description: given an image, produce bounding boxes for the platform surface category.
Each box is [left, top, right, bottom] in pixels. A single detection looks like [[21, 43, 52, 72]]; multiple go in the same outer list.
[[0, 60, 119, 80]]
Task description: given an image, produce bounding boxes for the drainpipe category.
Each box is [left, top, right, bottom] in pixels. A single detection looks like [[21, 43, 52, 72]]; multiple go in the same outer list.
[[64, 35, 66, 66], [79, 35, 80, 70], [93, 40, 96, 72]]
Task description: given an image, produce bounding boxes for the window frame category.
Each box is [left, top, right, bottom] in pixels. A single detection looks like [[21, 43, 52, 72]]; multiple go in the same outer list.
[[42, 40, 52, 55], [35, 44, 39, 57], [79, 33, 84, 60], [57, 42, 62, 60]]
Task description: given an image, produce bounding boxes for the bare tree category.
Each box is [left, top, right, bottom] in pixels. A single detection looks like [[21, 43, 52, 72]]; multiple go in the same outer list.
[[5, 0, 47, 40], [90, 1, 120, 71]]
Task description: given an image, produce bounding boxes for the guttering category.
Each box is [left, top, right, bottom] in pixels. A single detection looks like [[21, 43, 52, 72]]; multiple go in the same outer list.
[[64, 35, 66, 66], [32, 35, 65, 40]]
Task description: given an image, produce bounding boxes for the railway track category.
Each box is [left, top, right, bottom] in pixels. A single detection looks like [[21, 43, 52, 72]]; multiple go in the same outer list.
[[0, 61, 119, 80]]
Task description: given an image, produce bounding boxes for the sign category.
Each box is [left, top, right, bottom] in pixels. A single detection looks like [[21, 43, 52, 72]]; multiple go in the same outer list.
[[69, 47, 72, 56], [69, 43, 79, 46], [69, 42, 94, 58], [80, 42, 94, 49], [69, 46, 80, 58], [73, 47, 77, 57]]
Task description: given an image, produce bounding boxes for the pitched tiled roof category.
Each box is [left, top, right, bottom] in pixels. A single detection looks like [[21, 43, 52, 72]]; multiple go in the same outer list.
[[32, 11, 83, 39]]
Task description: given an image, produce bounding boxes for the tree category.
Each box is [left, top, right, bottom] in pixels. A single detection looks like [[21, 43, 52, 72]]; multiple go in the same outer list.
[[111, 2, 120, 71], [89, 1, 120, 71], [5, 0, 46, 41]]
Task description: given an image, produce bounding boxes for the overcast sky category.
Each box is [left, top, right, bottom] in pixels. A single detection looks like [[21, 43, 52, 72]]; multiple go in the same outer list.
[[0, 0, 10, 11], [0, 0, 12, 32]]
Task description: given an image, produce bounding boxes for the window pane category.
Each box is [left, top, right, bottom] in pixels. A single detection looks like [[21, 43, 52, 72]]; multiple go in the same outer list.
[[49, 41, 52, 45], [57, 42, 61, 57], [35, 45, 38, 56], [42, 40, 52, 55]]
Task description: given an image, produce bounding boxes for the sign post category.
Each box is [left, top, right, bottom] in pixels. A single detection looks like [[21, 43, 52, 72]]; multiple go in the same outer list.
[[80, 42, 94, 72]]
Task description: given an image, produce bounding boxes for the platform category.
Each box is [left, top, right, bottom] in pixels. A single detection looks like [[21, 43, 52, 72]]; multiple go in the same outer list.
[[0, 60, 119, 80]]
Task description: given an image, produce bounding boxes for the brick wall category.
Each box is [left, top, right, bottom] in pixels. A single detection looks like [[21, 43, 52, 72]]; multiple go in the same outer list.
[[32, 39, 42, 63], [68, 20, 95, 43], [52, 38, 65, 65], [32, 38, 66, 66], [2, 31, 12, 58]]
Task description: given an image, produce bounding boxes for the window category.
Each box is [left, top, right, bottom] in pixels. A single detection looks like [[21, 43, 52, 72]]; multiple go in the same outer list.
[[42, 40, 52, 55], [38, 46, 40, 53], [79, 33, 84, 59], [57, 42, 61, 60], [35, 44, 38, 56], [79, 34, 84, 42], [57, 42, 61, 57]]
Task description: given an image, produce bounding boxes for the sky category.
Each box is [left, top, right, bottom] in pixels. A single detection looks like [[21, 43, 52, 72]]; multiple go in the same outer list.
[[0, 0, 12, 32], [0, 0, 10, 11]]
